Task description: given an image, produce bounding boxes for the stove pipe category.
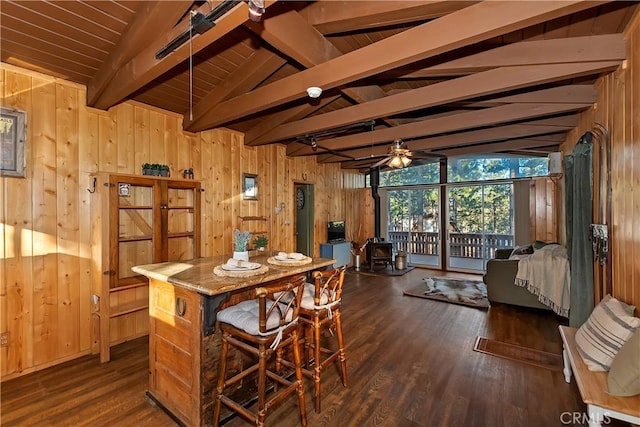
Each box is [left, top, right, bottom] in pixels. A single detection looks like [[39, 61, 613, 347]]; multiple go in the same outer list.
[[370, 168, 381, 238]]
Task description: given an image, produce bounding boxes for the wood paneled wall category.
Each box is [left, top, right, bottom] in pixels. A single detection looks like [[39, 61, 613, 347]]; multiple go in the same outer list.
[[559, 10, 640, 309], [0, 63, 369, 379], [530, 177, 559, 244]]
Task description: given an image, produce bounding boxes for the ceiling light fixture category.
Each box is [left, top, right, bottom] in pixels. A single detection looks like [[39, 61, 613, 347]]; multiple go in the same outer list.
[[247, 0, 265, 22], [306, 86, 322, 98], [389, 155, 404, 168], [388, 139, 412, 168]]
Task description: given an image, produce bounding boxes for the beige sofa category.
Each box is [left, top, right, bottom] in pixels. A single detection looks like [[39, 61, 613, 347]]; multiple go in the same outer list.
[[483, 248, 551, 310]]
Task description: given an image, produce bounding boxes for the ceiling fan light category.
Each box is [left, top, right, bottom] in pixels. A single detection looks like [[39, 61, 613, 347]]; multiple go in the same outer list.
[[389, 155, 404, 168], [401, 156, 412, 167], [247, 0, 265, 22]]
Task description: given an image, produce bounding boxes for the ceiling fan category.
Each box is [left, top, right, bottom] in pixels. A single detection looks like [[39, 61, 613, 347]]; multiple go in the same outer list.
[[370, 139, 414, 169]]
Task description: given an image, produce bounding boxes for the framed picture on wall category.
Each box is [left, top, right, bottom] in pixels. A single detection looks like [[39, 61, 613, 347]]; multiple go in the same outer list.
[[243, 173, 258, 200], [1, 107, 27, 178]]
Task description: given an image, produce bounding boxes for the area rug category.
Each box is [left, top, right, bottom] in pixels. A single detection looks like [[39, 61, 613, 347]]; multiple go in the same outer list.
[[473, 337, 563, 371], [403, 277, 489, 309]]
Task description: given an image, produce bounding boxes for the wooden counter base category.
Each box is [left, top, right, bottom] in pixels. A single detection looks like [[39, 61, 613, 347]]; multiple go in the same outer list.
[[138, 255, 334, 426]]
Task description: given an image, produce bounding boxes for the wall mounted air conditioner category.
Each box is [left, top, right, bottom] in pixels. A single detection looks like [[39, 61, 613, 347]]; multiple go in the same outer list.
[[548, 152, 563, 176]]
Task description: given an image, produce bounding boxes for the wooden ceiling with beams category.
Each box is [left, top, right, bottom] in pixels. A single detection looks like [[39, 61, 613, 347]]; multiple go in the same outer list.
[[1, 1, 636, 171]]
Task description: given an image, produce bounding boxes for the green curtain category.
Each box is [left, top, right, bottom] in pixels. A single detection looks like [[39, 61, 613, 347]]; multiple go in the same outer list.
[[565, 132, 594, 327]]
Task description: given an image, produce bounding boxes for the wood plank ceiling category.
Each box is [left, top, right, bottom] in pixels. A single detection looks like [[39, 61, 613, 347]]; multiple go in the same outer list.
[[1, 1, 636, 171]]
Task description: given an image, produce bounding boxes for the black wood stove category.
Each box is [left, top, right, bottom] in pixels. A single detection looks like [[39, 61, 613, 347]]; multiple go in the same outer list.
[[366, 240, 393, 271]]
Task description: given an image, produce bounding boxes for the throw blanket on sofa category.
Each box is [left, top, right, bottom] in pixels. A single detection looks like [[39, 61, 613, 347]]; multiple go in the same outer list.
[[514, 244, 571, 317]]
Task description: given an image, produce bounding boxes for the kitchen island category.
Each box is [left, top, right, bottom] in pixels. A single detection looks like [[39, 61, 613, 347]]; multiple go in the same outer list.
[[132, 254, 334, 427]]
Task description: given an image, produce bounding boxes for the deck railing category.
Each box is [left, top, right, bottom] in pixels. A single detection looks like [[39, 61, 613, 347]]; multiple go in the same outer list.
[[388, 231, 513, 259]]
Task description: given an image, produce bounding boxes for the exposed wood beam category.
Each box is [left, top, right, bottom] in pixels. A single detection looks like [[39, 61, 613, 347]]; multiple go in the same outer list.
[[201, 7, 399, 133], [503, 149, 558, 157], [406, 118, 574, 151], [195, 1, 608, 130], [340, 156, 442, 171], [289, 102, 591, 155], [401, 33, 625, 78], [184, 48, 286, 130], [245, 6, 340, 69], [383, 85, 594, 124], [87, 1, 192, 106], [316, 115, 577, 162], [465, 85, 596, 105], [392, 84, 596, 119], [340, 158, 391, 170], [244, 96, 341, 145], [303, 1, 478, 35], [255, 61, 617, 145], [438, 135, 565, 156], [90, 1, 277, 110]]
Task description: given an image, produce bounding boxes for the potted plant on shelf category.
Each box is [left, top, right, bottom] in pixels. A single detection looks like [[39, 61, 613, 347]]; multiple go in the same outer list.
[[233, 229, 251, 261], [142, 163, 153, 175], [159, 164, 170, 177], [253, 235, 268, 251]]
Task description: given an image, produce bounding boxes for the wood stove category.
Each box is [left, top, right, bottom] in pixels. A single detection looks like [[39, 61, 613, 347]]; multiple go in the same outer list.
[[366, 241, 393, 271], [366, 170, 394, 271]]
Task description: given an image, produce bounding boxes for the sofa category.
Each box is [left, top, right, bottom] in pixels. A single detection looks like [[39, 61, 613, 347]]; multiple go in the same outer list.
[[484, 248, 551, 310]]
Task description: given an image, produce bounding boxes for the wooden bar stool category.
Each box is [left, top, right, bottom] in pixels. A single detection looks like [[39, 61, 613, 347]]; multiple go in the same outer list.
[[298, 266, 348, 413], [212, 275, 307, 427]]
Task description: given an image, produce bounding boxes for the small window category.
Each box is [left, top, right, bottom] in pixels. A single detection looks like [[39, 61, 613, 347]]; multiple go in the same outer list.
[[447, 155, 548, 182], [378, 162, 440, 187]]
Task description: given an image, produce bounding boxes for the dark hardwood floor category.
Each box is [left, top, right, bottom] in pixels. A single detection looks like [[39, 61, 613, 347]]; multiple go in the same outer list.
[[1, 268, 624, 426]]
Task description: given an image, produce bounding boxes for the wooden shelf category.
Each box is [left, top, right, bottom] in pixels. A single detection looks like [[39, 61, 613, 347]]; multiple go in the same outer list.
[[118, 205, 153, 210], [239, 216, 268, 221], [168, 231, 195, 238], [110, 299, 149, 318], [100, 171, 201, 183], [111, 279, 147, 292], [119, 234, 153, 243]]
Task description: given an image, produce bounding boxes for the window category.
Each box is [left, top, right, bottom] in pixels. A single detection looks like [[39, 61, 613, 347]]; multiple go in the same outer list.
[[370, 155, 547, 188], [447, 155, 548, 182], [378, 162, 440, 187]]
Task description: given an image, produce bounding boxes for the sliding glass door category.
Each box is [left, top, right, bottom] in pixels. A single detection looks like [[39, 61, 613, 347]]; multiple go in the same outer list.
[[384, 187, 441, 268], [382, 183, 514, 272], [446, 183, 514, 272]]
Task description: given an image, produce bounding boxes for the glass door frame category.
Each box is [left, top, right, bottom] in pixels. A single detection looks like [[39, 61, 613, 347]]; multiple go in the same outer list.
[[379, 179, 515, 272], [444, 181, 515, 274], [380, 185, 443, 269]]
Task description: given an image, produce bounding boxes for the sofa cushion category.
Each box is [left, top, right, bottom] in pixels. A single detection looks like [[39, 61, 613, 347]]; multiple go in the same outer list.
[[533, 240, 547, 250], [575, 295, 640, 371], [509, 245, 534, 259], [607, 329, 640, 396]]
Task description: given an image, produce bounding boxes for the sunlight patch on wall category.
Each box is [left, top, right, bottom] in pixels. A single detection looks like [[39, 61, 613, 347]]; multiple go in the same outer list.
[[21, 228, 56, 257], [1, 223, 15, 259]]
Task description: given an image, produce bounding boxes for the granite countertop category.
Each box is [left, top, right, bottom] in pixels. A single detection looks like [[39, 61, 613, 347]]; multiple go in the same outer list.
[[132, 253, 335, 296]]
